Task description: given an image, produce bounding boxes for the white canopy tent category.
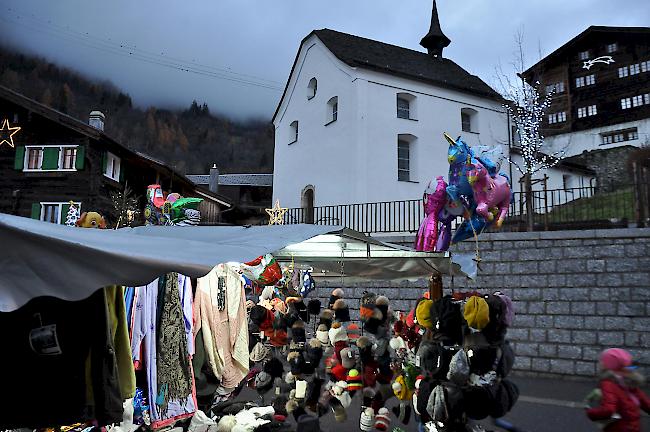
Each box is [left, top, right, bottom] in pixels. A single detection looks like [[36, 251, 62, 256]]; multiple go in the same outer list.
[[0, 213, 476, 312]]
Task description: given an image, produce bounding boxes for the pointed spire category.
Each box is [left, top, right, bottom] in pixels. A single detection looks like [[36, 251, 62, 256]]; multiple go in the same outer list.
[[420, 0, 451, 57]]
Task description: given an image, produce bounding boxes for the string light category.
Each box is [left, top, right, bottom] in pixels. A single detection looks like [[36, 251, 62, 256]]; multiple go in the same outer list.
[[0, 118, 21, 148]]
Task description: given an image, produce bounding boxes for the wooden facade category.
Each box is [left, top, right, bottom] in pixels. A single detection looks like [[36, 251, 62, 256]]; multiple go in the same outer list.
[[0, 85, 231, 226], [523, 26, 650, 137]]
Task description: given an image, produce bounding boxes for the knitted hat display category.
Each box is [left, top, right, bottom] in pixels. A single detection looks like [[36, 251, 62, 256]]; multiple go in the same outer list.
[[307, 299, 321, 316], [416, 379, 433, 422], [415, 299, 434, 329], [329, 397, 347, 423], [417, 341, 450, 379], [291, 320, 306, 344], [363, 309, 384, 335], [329, 288, 344, 309], [482, 294, 506, 343], [374, 407, 391, 431], [331, 381, 352, 408], [251, 305, 273, 330], [600, 348, 633, 371], [319, 309, 334, 329], [293, 299, 309, 322], [359, 407, 375, 431], [315, 324, 330, 345], [264, 357, 285, 379], [447, 349, 470, 385], [357, 336, 373, 363], [305, 377, 323, 412], [494, 291, 515, 326], [340, 347, 357, 369], [288, 351, 306, 376], [426, 384, 447, 423], [463, 296, 490, 330], [346, 323, 361, 341], [325, 355, 338, 374], [328, 322, 348, 345], [346, 368, 363, 393], [269, 329, 288, 347], [392, 375, 413, 401], [363, 363, 379, 388], [375, 295, 389, 323], [271, 297, 287, 315], [217, 415, 237, 432], [362, 387, 376, 407], [331, 363, 348, 382], [272, 394, 289, 417], [462, 385, 491, 420], [255, 371, 273, 394], [463, 332, 498, 375], [306, 339, 323, 366], [296, 414, 320, 432], [392, 401, 411, 425], [333, 299, 350, 322], [250, 342, 272, 363]]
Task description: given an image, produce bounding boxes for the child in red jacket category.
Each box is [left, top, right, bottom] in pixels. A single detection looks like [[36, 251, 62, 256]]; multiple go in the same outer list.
[[586, 348, 650, 432]]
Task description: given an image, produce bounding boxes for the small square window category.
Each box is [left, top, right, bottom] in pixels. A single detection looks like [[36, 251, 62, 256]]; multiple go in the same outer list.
[[579, 50, 590, 60], [632, 95, 643, 107], [629, 130, 639, 140], [558, 112, 566, 122], [606, 43, 617, 53], [641, 61, 649, 73], [104, 152, 121, 180], [621, 98, 631, 109], [586, 75, 595, 85], [618, 67, 629, 78], [588, 105, 597, 116], [27, 148, 43, 170], [61, 147, 77, 170], [644, 93, 650, 105], [397, 97, 410, 119], [575, 77, 585, 88], [630, 64, 640, 75], [577, 107, 587, 118]]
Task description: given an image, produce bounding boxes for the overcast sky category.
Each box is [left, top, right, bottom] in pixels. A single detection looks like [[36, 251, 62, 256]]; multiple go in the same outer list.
[[0, 0, 648, 120]]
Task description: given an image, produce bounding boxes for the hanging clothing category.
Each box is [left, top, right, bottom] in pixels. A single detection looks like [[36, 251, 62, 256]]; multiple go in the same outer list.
[[130, 275, 197, 429], [0, 288, 122, 428], [106, 285, 136, 399], [194, 264, 249, 389]]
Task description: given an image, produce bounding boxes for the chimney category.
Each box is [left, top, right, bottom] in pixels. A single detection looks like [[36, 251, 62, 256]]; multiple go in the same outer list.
[[209, 163, 219, 193], [89, 111, 105, 131]]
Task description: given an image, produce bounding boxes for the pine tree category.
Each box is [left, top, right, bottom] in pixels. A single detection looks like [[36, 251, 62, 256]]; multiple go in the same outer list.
[[65, 202, 80, 226]]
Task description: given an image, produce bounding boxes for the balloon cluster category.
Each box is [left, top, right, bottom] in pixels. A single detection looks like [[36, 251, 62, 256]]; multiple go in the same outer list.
[[415, 133, 512, 252]]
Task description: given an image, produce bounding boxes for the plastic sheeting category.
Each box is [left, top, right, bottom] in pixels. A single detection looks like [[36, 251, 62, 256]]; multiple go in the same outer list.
[[0, 214, 475, 312]]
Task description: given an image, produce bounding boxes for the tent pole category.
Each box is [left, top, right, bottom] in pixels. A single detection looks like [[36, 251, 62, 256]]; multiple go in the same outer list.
[[429, 271, 443, 301]]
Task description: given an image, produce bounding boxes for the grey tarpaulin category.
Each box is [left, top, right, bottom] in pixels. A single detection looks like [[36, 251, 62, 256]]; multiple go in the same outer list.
[[0, 213, 475, 312]]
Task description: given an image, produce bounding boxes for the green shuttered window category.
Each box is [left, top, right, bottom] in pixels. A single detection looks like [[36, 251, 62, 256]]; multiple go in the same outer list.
[[21, 145, 81, 171], [14, 146, 25, 170], [41, 147, 60, 170]]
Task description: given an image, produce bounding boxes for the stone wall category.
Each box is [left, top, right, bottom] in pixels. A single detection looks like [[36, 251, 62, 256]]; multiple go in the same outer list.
[[309, 228, 650, 378]]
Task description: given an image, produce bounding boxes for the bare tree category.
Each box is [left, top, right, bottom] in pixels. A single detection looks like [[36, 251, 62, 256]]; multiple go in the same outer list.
[[495, 29, 566, 231]]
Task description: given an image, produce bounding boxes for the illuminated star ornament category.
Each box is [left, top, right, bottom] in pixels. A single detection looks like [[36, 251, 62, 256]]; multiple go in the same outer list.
[[583, 56, 615, 70], [266, 199, 287, 225], [0, 118, 21, 148]]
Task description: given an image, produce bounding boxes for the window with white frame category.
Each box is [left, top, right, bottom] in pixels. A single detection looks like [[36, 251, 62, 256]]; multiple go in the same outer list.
[[642, 61, 650, 73], [577, 107, 587, 118], [104, 152, 121, 181], [396, 93, 416, 120], [606, 43, 618, 53], [289, 121, 298, 144], [558, 111, 567, 122], [601, 128, 638, 145], [24, 145, 79, 171], [548, 113, 557, 124], [618, 66, 629, 78], [461, 107, 478, 133], [397, 138, 411, 182], [579, 50, 590, 60], [575, 77, 585, 88], [545, 81, 564, 94], [586, 74, 595, 85], [27, 147, 43, 170], [39, 202, 82, 224], [630, 64, 641, 75], [621, 98, 632, 109], [632, 95, 644, 107], [645, 93, 650, 105], [587, 105, 597, 116], [307, 78, 317, 100], [326, 96, 338, 124]]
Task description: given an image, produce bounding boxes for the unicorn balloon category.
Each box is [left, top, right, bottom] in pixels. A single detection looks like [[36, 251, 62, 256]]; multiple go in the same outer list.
[[444, 133, 498, 202], [466, 160, 512, 228], [415, 176, 448, 251]]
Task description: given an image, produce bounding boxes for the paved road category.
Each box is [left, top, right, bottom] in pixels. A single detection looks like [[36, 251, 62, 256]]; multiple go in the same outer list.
[[237, 376, 650, 432]]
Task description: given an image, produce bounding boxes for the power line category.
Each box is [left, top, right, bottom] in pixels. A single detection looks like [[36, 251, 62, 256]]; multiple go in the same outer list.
[[1, 8, 284, 91]]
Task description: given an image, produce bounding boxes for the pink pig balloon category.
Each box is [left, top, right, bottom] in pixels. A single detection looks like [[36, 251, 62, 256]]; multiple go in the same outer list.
[[466, 161, 511, 228], [415, 176, 448, 251]]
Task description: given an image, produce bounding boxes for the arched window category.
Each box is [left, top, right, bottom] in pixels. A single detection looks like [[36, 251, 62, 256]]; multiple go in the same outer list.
[[289, 121, 299, 144], [397, 93, 417, 120], [326, 96, 338, 124], [301, 185, 315, 224], [461, 108, 478, 133], [307, 78, 317, 99]]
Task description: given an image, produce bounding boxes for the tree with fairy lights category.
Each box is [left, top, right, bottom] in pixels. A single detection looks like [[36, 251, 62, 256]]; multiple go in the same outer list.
[[496, 30, 566, 231], [110, 181, 141, 228]]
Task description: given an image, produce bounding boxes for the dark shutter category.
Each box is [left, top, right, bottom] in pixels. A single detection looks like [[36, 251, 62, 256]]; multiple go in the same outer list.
[[31, 203, 41, 219], [102, 151, 108, 174], [42, 147, 60, 170], [14, 146, 25, 170], [119, 163, 125, 182], [75, 145, 85, 170], [61, 203, 71, 224]]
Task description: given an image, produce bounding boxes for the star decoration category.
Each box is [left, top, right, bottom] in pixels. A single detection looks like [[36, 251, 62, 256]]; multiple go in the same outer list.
[[266, 199, 287, 225], [0, 118, 21, 148], [582, 56, 615, 70]]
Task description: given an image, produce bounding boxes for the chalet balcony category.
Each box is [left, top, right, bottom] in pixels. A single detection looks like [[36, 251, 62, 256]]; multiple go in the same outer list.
[[282, 183, 646, 234]]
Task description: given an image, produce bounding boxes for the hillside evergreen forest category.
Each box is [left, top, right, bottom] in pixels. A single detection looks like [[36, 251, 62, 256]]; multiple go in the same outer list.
[[0, 46, 274, 175]]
